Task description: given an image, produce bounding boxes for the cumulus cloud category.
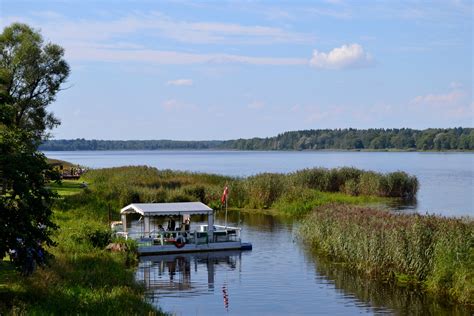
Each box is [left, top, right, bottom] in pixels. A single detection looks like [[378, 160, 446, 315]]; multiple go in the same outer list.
[[310, 43, 373, 69], [167, 79, 193, 86]]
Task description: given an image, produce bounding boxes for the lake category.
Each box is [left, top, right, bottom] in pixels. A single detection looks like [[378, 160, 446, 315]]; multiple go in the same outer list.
[[43, 150, 473, 315], [135, 211, 471, 315], [44, 150, 473, 217]]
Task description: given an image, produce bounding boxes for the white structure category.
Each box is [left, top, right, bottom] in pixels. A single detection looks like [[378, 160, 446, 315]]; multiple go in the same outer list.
[[116, 202, 252, 255]]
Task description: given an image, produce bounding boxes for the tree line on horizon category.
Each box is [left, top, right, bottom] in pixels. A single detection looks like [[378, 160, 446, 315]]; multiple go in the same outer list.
[[40, 128, 474, 151]]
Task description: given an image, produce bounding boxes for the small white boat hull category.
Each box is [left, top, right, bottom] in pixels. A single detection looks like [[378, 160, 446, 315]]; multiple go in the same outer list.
[[138, 241, 252, 255]]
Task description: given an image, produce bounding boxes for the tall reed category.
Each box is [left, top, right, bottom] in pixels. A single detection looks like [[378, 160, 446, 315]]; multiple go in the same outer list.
[[81, 165, 418, 212], [299, 204, 473, 304]]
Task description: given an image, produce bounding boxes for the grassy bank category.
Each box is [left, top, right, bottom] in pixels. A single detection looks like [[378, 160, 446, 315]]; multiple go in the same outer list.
[[0, 165, 421, 313], [299, 204, 473, 304], [0, 180, 159, 315], [80, 165, 416, 215]]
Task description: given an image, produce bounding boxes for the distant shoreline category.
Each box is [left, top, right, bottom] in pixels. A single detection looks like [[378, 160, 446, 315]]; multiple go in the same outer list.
[[42, 148, 474, 153], [39, 128, 474, 151]]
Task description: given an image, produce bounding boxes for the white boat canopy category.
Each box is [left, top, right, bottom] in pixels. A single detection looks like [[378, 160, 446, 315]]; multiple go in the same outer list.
[[120, 202, 213, 216]]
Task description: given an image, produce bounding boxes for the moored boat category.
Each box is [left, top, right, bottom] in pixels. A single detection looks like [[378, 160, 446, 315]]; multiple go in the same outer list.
[[114, 202, 252, 255]]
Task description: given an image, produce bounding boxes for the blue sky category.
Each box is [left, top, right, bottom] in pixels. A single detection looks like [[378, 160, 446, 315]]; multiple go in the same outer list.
[[1, 0, 472, 140]]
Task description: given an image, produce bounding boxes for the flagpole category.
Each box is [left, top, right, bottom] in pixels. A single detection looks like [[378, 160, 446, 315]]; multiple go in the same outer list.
[[225, 194, 228, 228]]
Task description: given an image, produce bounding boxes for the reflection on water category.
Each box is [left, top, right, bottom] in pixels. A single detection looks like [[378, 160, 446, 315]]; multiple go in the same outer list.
[[307, 250, 472, 315], [137, 251, 242, 311], [136, 211, 472, 315], [136, 250, 241, 301]]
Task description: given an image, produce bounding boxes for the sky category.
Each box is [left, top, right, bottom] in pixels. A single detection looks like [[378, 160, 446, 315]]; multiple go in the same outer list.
[[1, 0, 472, 140]]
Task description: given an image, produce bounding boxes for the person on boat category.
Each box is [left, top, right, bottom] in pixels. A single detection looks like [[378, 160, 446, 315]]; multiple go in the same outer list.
[[158, 224, 165, 236], [167, 219, 176, 231], [184, 218, 190, 231]]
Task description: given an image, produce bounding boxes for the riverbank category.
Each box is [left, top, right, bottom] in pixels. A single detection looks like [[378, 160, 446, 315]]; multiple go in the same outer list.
[[299, 204, 473, 305], [2, 164, 470, 312], [0, 180, 159, 315]]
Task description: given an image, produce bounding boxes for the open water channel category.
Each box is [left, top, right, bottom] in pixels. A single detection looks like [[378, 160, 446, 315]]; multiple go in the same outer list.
[[43, 150, 473, 315]]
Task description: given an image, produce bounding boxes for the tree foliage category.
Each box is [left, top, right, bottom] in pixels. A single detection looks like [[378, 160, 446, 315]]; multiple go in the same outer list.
[[0, 23, 69, 271], [0, 23, 69, 140], [40, 128, 474, 151]]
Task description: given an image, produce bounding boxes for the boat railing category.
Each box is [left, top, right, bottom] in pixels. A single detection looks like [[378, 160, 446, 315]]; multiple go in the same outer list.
[[115, 226, 241, 246]]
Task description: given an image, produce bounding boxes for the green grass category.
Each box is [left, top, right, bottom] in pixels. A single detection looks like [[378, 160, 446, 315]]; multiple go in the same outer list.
[[0, 164, 422, 313], [273, 189, 388, 217], [299, 204, 474, 304], [79, 165, 417, 213], [49, 179, 86, 196], [0, 179, 161, 315]]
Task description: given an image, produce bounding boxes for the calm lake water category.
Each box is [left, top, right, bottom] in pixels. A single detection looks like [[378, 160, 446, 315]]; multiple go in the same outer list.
[[43, 150, 473, 315], [44, 150, 473, 217], [135, 212, 471, 315]]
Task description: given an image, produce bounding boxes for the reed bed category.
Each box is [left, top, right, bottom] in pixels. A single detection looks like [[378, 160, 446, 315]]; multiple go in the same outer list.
[[81, 166, 417, 214], [299, 204, 473, 304]]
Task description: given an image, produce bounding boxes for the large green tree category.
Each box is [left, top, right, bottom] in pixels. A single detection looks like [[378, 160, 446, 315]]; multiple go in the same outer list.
[[0, 23, 69, 272], [0, 23, 69, 140]]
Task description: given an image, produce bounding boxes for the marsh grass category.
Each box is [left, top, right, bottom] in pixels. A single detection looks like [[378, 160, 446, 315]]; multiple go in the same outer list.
[[0, 165, 421, 313], [80, 166, 417, 214], [299, 204, 473, 304]]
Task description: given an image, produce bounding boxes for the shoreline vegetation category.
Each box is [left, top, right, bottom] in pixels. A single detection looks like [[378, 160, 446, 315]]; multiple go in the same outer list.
[[299, 205, 473, 305], [0, 177, 159, 314], [1, 164, 471, 313], [39, 127, 474, 151]]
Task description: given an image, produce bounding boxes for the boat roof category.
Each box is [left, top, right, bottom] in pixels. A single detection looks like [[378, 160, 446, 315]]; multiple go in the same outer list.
[[120, 202, 213, 216]]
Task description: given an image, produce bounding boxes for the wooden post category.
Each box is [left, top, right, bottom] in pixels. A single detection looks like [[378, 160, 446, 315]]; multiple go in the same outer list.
[[108, 204, 111, 227]]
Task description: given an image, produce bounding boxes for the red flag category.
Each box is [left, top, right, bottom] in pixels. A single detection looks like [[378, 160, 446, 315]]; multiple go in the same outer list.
[[221, 186, 229, 204]]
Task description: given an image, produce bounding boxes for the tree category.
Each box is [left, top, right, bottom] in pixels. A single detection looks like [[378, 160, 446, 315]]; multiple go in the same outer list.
[[0, 23, 69, 272], [0, 23, 70, 140]]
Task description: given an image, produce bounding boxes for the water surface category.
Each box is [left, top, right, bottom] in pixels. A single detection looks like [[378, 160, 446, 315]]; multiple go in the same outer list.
[[136, 212, 471, 315], [44, 150, 474, 216], [43, 150, 473, 314]]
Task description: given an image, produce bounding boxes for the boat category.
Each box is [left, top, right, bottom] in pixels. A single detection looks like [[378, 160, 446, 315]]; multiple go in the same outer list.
[[114, 202, 252, 255]]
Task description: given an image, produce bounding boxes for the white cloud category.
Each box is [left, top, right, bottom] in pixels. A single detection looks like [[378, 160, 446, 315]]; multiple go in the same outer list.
[[409, 87, 472, 119], [162, 99, 184, 111], [167, 79, 193, 86], [411, 90, 465, 107], [309, 8, 352, 19], [2, 11, 313, 45], [310, 44, 373, 69], [248, 100, 265, 109], [162, 99, 197, 112], [0, 14, 309, 66], [65, 45, 307, 65], [450, 81, 463, 89]]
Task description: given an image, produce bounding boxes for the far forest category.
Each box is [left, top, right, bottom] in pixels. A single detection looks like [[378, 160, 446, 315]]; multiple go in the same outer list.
[[40, 128, 474, 151]]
